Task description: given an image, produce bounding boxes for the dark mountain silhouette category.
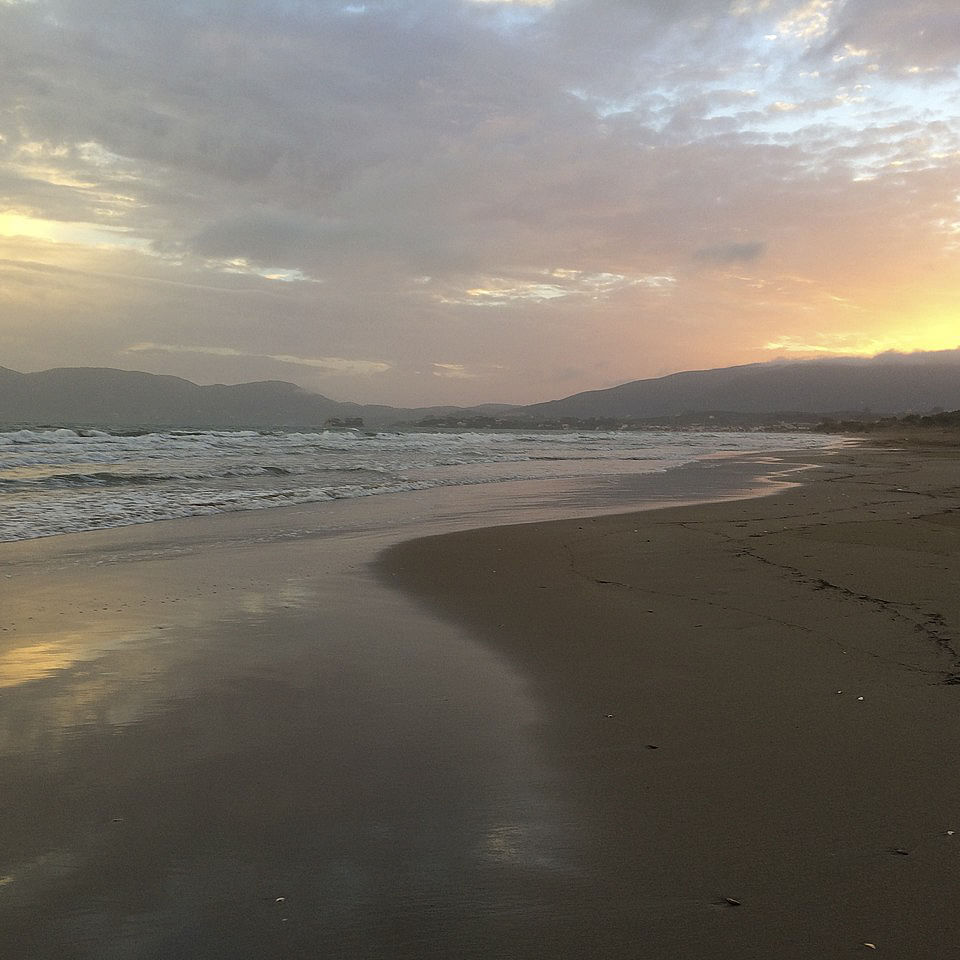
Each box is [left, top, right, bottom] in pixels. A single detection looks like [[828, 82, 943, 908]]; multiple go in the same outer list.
[[518, 352, 960, 421], [2, 350, 958, 430], [0, 366, 486, 429]]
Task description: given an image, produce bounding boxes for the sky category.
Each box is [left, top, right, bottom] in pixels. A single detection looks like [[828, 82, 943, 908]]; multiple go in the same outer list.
[[1, 0, 958, 407]]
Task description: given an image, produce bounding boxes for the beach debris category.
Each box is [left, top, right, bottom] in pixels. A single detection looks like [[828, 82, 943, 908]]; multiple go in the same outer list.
[[111, 817, 125, 823], [646, 744, 659, 750], [857, 696, 865, 701], [275, 897, 286, 903], [723, 897, 742, 907], [836, 690, 843, 694], [947, 830, 955, 836], [863, 943, 877, 950], [604, 714, 616, 719], [892, 848, 910, 856]]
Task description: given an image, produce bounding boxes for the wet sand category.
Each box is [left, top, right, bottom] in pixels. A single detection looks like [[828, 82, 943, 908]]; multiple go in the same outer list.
[[379, 444, 960, 958], [1, 445, 958, 958]]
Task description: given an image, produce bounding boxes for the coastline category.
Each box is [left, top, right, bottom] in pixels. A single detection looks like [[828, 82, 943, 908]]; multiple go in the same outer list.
[[376, 443, 960, 958]]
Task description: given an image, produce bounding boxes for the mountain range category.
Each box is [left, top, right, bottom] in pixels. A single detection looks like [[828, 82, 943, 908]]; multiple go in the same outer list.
[[2, 350, 959, 430], [0, 365, 507, 429], [520, 351, 960, 421]]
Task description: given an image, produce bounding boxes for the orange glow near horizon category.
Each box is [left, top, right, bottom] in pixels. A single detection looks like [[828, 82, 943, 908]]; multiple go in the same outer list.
[[763, 322, 960, 359]]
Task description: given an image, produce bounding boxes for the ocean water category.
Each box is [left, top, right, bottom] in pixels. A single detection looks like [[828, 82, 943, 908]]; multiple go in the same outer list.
[[0, 426, 833, 541]]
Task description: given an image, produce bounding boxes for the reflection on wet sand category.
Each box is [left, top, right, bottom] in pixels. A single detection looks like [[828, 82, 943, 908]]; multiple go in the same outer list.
[[1, 637, 95, 688], [0, 494, 579, 959]]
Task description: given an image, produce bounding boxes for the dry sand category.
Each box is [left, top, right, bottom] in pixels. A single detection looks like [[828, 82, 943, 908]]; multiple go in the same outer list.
[[378, 444, 960, 958]]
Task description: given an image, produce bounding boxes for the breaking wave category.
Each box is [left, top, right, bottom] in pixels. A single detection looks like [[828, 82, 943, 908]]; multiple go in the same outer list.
[[0, 426, 832, 541]]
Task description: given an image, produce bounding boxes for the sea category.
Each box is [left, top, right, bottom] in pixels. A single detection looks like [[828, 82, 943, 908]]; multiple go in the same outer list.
[[0, 425, 835, 542]]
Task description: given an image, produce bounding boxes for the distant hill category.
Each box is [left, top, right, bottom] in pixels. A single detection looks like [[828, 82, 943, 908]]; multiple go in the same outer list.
[[517, 352, 960, 421], [2, 351, 958, 430], [0, 366, 489, 430]]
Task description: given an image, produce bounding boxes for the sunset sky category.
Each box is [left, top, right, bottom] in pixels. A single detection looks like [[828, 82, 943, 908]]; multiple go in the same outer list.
[[1, 0, 958, 406]]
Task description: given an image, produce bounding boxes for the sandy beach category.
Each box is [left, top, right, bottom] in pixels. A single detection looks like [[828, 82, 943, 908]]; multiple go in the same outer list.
[[379, 443, 960, 958], [1, 442, 958, 958]]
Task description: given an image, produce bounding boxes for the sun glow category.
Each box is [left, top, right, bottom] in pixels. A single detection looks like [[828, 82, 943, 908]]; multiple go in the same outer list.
[[765, 321, 960, 357], [0, 211, 148, 251], [0, 212, 64, 243]]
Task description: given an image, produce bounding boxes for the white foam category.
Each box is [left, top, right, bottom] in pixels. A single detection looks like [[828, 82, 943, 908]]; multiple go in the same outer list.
[[0, 427, 833, 541]]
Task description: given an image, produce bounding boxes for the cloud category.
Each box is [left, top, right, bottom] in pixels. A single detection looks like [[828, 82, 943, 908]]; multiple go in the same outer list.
[[813, 0, 960, 75], [776, 0, 835, 41], [764, 334, 960, 358], [432, 362, 478, 380], [186, 213, 333, 265], [125, 343, 390, 376], [469, 0, 554, 6], [695, 242, 767, 263], [437, 269, 677, 306], [763, 333, 888, 355]]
